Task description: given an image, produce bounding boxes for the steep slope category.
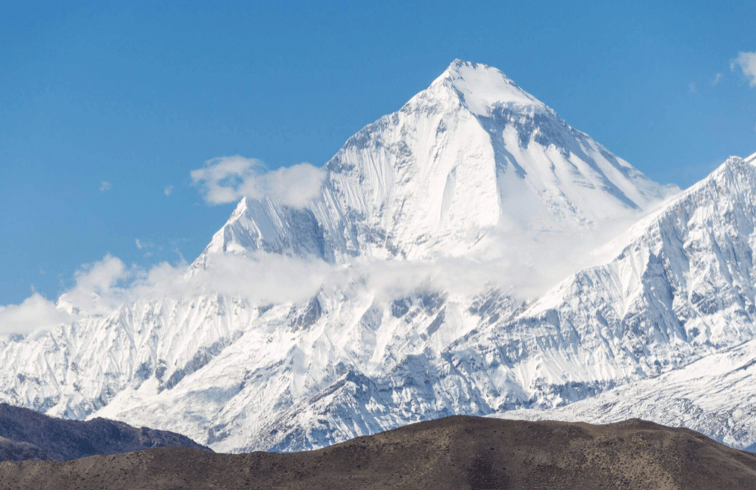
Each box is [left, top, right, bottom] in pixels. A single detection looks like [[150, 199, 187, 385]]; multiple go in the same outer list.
[[2, 417, 756, 490], [0, 403, 209, 462], [87, 286, 503, 453], [497, 335, 756, 452]]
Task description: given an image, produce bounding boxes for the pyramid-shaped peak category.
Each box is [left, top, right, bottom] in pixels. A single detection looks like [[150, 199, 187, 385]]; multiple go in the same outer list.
[[432, 59, 544, 115]]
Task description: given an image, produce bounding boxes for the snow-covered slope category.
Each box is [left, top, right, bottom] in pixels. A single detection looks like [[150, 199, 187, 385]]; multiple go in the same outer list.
[[494, 335, 756, 452], [4, 60, 756, 455]]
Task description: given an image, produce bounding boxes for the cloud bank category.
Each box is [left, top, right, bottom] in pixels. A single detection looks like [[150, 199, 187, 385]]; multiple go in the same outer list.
[[0, 223, 620, 337], [190, 156, 326, 207]]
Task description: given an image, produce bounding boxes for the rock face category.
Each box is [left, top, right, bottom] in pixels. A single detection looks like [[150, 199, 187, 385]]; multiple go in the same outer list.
[[0, 403, 209, 462], [2, 59, 756, 456], [1, 416, 755, 490]]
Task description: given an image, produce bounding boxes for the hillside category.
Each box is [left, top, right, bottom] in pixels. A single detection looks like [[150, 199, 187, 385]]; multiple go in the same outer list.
[[1, 416, 755, 490]]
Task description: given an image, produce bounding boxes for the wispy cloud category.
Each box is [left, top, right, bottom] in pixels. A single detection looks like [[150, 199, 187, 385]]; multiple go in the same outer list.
[[135, 238, 159, 257], [712, 73, 723, 86], [163, 185, 174, 197], [0, 255, 133, 334], [0, 293, 72, 335], [688, 82, 697, 94], [99, 181, 112, 192], [731, 51, 756, 87], [190, 156, 326, 207]]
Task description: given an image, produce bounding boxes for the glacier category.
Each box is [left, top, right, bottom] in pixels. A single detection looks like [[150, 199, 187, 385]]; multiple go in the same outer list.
[[2, 60, 756, 454]]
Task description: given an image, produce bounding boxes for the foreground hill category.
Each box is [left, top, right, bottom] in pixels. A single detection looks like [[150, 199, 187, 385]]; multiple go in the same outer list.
[[0, 403, 209, 462], [1, 416, 755, 490]]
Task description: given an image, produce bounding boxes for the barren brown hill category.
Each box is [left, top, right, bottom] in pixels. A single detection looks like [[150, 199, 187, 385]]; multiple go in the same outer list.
[[2, 416, 756, 490]]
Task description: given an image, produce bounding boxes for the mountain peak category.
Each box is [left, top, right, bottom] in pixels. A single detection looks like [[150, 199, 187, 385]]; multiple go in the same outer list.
[[432, 59, 543, 116], [197, 59, 677, 265]]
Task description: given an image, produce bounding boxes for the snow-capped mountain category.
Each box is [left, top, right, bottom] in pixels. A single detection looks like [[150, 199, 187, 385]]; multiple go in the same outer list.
[[2, 60, 755, 455], [198, 60, 674, 265]]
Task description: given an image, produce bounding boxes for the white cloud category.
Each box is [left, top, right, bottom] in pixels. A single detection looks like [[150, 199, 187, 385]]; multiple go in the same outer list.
[[0, 251, 332, 336], [0, 255, 141, 335], [74, 254, 128, 292], [0, 293, 72, 335], [135, 238, 144, 250], [57, 254, 134, 316], [99, 181, 112, 192], [712, 73, 723, 85], [0, 249, 502, 336], [190, 156, 326, 207], [688, 82, 697, 94], [731, 51, 756, 87], [163, 185, 174, 196], [187, 253, 331, 305]]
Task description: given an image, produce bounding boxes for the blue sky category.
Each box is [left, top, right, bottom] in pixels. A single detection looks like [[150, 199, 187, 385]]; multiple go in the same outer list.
[[1, 0, 755, 305]]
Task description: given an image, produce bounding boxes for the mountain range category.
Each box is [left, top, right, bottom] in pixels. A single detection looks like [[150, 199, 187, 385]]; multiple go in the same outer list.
[[1, 59, 755, 455]]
